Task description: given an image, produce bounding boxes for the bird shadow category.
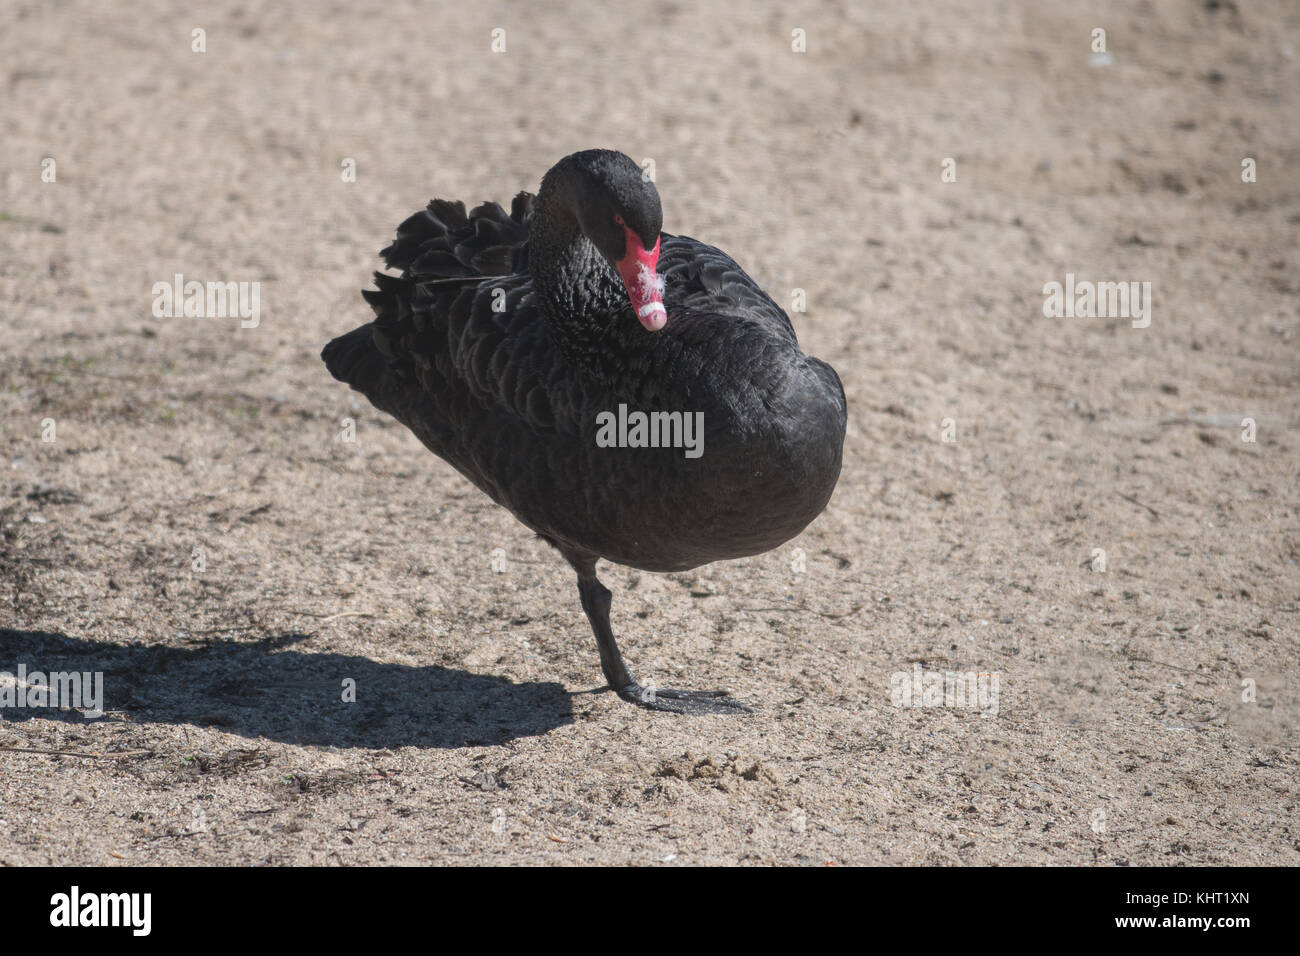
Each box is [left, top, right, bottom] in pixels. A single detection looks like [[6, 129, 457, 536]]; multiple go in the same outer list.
[[0, 628, 574, 749]]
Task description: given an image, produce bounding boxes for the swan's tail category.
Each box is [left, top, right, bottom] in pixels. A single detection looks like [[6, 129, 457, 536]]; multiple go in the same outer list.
[[381, 193, 533, 279], [321, 322, 386, 394], [324, 193, 532, 403]]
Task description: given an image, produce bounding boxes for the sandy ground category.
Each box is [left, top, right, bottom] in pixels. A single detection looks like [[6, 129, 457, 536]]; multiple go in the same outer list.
[[0, 0, 1297, 866]]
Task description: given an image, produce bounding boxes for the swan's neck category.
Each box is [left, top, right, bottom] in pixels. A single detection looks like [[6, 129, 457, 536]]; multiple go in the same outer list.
[[529, 166, 626, 368]]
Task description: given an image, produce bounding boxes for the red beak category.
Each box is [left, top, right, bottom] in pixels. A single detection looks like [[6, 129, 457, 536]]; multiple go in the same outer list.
[[615, 226, 667, 331]]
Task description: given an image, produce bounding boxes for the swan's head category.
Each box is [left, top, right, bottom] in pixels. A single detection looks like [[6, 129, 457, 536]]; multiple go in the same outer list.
[[568, 150, 667, 331]]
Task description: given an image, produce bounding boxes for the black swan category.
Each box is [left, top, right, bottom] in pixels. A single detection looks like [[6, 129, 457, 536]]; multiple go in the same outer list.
[[322, 149, 845, 714]]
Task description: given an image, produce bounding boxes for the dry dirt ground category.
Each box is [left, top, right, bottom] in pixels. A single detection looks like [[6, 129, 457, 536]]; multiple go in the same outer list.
[[1, 0, 1296, 866]]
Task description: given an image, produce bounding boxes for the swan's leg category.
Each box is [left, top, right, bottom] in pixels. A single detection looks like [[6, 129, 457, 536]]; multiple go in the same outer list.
[[575, 573, 751, 715]]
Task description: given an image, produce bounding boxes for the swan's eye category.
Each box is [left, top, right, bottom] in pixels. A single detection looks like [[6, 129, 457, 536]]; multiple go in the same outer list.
[[614, 214, 624, 226]]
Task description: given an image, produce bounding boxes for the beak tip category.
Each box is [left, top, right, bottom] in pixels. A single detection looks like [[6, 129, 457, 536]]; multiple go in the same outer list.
[[637, 301, 668, 331]]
